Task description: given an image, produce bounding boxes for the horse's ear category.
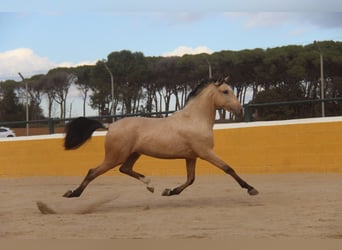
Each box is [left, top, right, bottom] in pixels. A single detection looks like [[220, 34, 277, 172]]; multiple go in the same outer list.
[[214, 77, 224, 86], [214, 75, 230, 86]]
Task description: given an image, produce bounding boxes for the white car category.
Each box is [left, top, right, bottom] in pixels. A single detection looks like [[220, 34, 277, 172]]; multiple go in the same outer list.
[[0, 127, 16, 137]]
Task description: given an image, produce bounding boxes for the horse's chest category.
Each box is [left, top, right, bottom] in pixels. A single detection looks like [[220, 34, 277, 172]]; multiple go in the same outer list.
[[176, 130, 214, 154], [193, 134, 214, 148]]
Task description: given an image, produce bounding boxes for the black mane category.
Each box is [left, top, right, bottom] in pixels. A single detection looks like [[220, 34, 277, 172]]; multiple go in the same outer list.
[[185, 79, 211, 104], [185, 77, 227, 105]]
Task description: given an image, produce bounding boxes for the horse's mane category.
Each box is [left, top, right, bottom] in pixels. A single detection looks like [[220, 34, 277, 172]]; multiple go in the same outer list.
[[185, 79, 210, 104], [185, 77, 227, 105]]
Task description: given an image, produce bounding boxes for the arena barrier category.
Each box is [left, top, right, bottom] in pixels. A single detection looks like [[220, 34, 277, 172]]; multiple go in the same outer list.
[[1, 117, 341, 177]]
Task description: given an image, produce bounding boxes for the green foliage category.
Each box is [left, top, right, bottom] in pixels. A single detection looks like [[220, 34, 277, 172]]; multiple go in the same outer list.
[[0, 80, 26, 122], [2, 41, 342, 122], [251, 84, 307, 120]]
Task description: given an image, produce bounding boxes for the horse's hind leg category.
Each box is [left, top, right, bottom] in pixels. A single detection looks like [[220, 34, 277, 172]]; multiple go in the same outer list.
[[162, 158, 196, 196], [119, 152, 154, 193], [63, 161, 116, 198]]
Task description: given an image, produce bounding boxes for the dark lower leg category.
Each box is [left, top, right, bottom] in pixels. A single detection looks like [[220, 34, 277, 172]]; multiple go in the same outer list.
[[223, 165, 258, 195], [63, 168, 94, 197], [162, 178, 194, 196], [119, 153, 154, 193], [162, 158, 196, 196], [202, 151, 258, 196], [63, 163, 113, 198], [119, 152, 141, 178]]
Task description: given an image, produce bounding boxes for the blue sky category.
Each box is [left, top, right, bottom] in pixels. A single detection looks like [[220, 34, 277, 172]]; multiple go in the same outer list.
[[1, 1, 342, 80], [1, 0, 342, 116]]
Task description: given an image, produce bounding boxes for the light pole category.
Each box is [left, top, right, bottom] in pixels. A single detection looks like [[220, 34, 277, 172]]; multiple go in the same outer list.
[[103, 61, 115, 121], [314, 41, 325, 117], [205, 58, 212, 79], [18, 72, 29, 136]]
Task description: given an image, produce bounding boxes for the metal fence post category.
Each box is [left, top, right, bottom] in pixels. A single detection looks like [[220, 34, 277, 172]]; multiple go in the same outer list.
[[48, 118, 55, 134], [243, 104, 251, 122]]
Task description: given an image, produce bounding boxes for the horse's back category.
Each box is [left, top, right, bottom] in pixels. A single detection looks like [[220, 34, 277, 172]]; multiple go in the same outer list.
[[106, 116, 171, 146], [108, 116, 166, 134]]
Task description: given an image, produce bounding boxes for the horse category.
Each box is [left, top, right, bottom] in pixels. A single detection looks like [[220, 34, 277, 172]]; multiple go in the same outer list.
[[63, 77, 258, 198]]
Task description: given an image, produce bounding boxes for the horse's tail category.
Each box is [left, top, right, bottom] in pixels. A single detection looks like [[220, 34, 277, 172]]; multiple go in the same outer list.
[[64, 117, 105, 150]]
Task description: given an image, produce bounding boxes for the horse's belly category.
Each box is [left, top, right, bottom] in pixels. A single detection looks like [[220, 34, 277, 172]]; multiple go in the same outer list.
[[135, 139, 195, 159], [140, 149, 195, 159]]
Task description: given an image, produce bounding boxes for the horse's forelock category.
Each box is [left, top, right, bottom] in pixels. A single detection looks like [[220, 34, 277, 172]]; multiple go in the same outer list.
[[214, 76, 229, 87], [214, 76, 230, 86]]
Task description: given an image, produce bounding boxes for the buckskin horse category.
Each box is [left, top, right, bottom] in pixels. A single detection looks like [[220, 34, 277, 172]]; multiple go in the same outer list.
[[63, 77, 258, 198]]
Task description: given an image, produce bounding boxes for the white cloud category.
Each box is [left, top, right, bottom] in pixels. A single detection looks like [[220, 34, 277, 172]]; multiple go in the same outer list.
[[0, 48, 96, 81], [0, 48, 55, 80], [162, 46, 213, 57], [57, 60, 97, 68]]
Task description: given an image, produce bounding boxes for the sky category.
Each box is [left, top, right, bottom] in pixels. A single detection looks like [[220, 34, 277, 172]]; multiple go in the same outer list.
[[1, 0, 342, 117]]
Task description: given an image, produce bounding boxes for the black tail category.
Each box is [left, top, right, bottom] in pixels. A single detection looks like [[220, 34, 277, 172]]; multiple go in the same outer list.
[[64, 117, 105, 150]]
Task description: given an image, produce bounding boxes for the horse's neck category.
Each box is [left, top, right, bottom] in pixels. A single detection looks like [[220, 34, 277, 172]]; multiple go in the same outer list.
[[179, 89, 217, 129]]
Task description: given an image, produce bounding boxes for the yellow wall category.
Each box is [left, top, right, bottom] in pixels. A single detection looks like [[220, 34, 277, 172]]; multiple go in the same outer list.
[[1, 118, 341, 177]]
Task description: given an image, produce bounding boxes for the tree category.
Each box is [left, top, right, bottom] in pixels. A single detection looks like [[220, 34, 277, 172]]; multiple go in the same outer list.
[[40, 75, 55, 119], [47, 69, 75, 119], [106, 50, 148, 114], [2, 42, 342, 122], [89, 61, 112, 116], [75, 66, 92, 116], [26, 74, 45, 120], [0, 80, 25, 122]]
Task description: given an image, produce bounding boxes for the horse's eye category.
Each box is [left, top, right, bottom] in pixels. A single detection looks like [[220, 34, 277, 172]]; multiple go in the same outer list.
[[223, 90, 229, 95]]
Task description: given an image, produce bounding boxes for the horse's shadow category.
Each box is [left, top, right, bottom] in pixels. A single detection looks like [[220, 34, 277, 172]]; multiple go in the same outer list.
[[94, 192, 263, 213], [37, 191, 262, 215]]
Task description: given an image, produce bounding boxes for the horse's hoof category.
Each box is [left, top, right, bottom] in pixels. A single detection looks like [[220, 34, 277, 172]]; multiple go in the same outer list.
[[248, 188, 259, 196], [147, 186, 154, 193], [63, 190, 73, 198], [162, 188, 172, 196]]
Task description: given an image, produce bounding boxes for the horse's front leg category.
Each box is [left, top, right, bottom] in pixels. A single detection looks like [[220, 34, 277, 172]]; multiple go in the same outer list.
[[201, 150, 258, 196], [162, 158, 196, 196]]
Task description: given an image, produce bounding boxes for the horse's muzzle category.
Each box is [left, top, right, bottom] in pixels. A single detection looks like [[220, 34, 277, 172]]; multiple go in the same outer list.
[[235, 108, 244, 120]]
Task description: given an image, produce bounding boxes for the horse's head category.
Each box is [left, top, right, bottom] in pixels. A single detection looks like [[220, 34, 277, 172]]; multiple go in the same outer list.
[[212, 76, 243, 115]]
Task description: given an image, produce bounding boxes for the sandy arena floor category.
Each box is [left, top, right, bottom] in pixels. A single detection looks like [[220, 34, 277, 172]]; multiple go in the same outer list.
[[0, 174, 341, 239]]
